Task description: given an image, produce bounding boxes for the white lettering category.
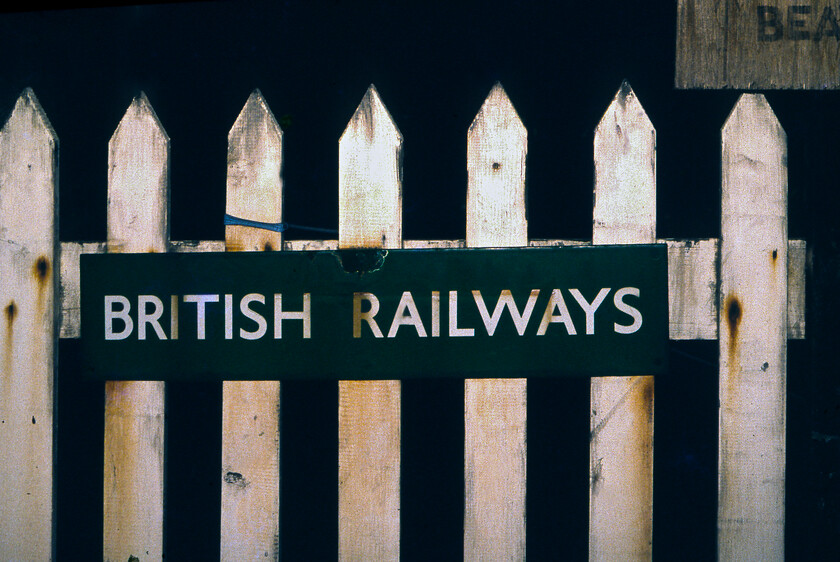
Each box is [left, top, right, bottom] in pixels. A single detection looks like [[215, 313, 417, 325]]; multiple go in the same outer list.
[[472, 289, 540, 336], [274, 293, 311, 339], [431, 291, 440, 337], [387, 291, 427, 337], [354, 292, 383, 338], [170, 295, 179, 340], [224, 294, 233, 340], [138, 295, 167, 340], [448, 291, 474, 337], [240, 293, 267, 340], [104, 295, 133, 340], [183, 294, 220, 340], [569, 288, 610, 335], [614, 287, 643, 334], [536, 289, 577, 335]]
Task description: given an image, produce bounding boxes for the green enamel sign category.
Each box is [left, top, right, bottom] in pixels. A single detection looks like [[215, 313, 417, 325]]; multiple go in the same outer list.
[[80, 245, 668, 380]]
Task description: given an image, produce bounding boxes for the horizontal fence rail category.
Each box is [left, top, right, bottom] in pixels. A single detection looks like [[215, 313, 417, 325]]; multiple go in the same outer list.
[[0, 84, 804, 561]]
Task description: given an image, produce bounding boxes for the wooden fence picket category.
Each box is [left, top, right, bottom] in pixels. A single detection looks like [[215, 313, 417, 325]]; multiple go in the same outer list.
[[103, 93, 168, 562], [464, 82, 528, 561], [590, 82, 656, 561], [719, 93, 787, 561], [337, 84, 402, 561], [221, 90, 283, 560], [0, 88, 58, 561]]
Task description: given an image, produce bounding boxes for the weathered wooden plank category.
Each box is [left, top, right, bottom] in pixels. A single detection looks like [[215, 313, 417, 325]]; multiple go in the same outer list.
[[591, 82, 655, 561], [402, 239, 466, 249], [59, 241, 106, 339], [337, 84, 402, 562], [169, 239, 225, 252], [284, 239, 338, 251], [787, 238, 806, 339], [675, 0, 727, 88], [666, 238, 719, 340], [0, 88, 58, 561], [221, 90, 283, 561], [676, 0, 840, 89], [103, 93, 168, 562], [464, 82, 527, 561], [719, 93, 787, 560]]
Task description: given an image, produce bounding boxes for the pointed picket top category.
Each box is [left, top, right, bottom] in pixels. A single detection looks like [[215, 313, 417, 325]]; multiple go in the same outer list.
[[721, 94, 787, 220], [107, 92, 170, 253], [723, 93, 785, 138], [225, 89, 284, 251], [338, 84, 402, 249], [466, 82, 527, 248], [593, 81, 656, 245], [0, 88, 58, 239], [1, 88, 57, 145], [111, 92, 168, 146]]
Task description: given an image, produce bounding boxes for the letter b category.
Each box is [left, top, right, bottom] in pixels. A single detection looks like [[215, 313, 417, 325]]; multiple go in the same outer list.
[[105, 295, 133, 340], [757, 6, 783, 41]]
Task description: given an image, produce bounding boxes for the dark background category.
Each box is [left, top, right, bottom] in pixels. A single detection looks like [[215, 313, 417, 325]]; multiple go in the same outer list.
[[1, 1, 838, 559]]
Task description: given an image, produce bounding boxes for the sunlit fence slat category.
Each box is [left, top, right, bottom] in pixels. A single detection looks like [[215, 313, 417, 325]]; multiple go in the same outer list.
[[0, 88, 58, 562]]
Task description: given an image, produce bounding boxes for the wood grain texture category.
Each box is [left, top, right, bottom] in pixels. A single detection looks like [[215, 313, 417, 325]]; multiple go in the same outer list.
[[464, 83, 528, 561], [719, 93, 787, 561], [103, 93, 168, 562], [666, 239, 719, 340], [221, 90, 282, 561], [59, 241, 106, 338], [590, 82, 655, 561], [0, 88, 58, 561], [337, 85, 402, 562], [676, 0, 840, 89]]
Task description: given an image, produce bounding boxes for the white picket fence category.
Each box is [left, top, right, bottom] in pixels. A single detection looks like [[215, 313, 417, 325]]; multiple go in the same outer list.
[[0, 83, 805, 561]]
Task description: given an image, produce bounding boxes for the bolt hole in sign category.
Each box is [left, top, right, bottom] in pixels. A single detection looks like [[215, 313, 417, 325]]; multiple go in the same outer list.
[[80, 245, 669, 381]]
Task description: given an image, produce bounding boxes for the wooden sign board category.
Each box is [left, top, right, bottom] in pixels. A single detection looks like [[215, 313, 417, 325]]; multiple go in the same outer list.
[[676, 0, 840, 88], [79, 246, 669, 381]]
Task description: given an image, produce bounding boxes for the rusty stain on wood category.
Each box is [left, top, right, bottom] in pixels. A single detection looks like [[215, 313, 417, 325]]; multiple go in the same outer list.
[[5, 301, 16, 324], [631, 375, 654, 548], [725, 294, 742, 344], [3, 302, 13, 381], [33, 255, 50, 283]]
